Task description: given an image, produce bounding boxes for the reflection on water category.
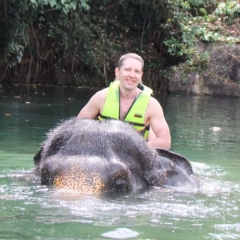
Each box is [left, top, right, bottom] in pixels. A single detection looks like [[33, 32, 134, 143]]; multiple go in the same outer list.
[[0, 86, 240, 239], [1, 167, 240, 239]]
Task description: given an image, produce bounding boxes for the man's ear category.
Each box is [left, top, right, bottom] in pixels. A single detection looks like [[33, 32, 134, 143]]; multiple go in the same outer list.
[[115, 67, 119, 77]]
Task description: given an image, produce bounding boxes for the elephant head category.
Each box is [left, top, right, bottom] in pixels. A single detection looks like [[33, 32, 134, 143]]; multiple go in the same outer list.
[[34, 118, 198, 193]]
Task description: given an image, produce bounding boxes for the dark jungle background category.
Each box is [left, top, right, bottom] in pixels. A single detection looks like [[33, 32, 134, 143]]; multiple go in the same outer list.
[[0, 0, 239, 92]]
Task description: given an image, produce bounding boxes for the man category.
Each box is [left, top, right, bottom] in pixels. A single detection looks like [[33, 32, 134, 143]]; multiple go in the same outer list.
[[77, 53, 171, 149]]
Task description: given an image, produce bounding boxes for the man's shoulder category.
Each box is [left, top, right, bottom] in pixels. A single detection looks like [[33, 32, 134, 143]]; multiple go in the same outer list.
[[94, 88, 108, 98], [89, 88, 107, 106], [149, 95, 160, 104], [148, 96, 162, 110]]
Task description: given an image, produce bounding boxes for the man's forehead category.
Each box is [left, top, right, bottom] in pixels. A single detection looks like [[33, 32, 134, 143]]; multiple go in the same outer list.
[[121, 58, 143, 68]]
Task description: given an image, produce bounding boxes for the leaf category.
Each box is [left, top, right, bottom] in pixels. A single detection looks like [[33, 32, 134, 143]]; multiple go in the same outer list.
[[80, 0, 90, 11], [200, 8, 207, 16], [49, 0, 57, 8], [70, 2, 77, 10]]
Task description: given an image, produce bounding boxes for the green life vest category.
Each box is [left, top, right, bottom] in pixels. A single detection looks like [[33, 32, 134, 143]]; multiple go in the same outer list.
[[98, 80, 153, 139]]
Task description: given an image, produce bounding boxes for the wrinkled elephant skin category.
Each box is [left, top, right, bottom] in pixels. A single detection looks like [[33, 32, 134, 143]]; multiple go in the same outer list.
[[34, 118, 198, 193]]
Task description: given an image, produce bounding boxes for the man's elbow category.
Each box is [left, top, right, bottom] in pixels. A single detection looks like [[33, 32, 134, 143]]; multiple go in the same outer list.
[[76, 113, 82, 119], [165, 135, 171, 149], [165, 140, 171, 150]]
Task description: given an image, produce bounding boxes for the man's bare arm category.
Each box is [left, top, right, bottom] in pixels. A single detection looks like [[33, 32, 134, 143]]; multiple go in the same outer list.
[[147, 98, 171, 149], [77, 89, 107, 119]]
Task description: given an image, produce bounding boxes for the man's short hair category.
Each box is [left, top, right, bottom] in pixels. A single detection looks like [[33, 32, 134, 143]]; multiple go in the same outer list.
[[118, 53, 144, 71]]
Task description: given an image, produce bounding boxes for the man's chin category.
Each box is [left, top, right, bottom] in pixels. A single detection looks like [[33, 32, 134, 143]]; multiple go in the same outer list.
[[124, 82, 138, 90]]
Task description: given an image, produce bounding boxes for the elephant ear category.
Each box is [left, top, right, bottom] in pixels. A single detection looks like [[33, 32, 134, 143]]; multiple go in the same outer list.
[[34, 145, 44, 165], [155, 148, 194, 175]]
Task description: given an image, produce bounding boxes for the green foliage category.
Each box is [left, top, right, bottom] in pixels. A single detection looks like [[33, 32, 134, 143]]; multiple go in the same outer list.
[[30, 0, 90, 12], [0, 0, 239, 87], [214, 1, 240, 24], [0, 0, 29, 66], [164, 0, 240, 76]]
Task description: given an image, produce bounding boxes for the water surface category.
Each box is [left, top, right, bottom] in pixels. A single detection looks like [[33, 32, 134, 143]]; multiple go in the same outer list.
[[0, 86, 240, 239]]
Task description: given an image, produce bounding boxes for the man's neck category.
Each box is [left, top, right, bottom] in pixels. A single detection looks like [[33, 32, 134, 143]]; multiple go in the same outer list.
[[119, 86, 141, 100]]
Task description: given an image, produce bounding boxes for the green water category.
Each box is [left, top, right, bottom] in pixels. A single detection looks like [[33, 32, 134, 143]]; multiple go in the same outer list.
[[0, 86, 240, 240]]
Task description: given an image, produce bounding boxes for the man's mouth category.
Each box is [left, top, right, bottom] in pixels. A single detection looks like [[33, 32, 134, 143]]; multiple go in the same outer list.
[[126, 79, 135, 85]]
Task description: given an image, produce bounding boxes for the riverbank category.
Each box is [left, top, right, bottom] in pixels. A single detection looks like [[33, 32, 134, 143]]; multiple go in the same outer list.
[[168, 44, 240, 98]]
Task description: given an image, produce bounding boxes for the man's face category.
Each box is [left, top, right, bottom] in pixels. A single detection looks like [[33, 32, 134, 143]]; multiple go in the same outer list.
[[115, 58, 143, 91]]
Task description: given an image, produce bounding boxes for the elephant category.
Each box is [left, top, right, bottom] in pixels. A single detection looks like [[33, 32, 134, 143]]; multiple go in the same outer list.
[[34, 118, 199, 193]]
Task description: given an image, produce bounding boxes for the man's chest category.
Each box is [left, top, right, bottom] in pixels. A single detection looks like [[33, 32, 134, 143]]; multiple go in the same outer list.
[[119, 98, 135, 119]]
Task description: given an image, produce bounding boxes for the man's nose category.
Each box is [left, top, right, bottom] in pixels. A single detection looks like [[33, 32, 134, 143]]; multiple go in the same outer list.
[[129, 70, 136, 77]]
